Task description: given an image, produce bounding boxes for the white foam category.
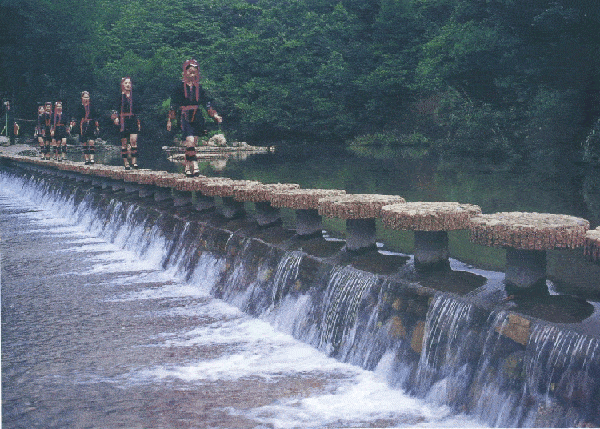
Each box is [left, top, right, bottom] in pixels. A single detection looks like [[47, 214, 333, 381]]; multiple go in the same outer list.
[[1, 172, 489, 428]]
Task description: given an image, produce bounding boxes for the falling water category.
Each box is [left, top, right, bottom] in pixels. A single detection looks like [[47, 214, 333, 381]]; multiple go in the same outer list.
[[319, 266, 379, 355], [413, 295, 481, 402], [271, 250, 303, 306], [3, 164, 600, 427], [2, 168, 488, 428]]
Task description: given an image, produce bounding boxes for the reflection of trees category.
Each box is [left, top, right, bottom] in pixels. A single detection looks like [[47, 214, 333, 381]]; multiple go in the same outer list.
[[166, 150, 259, 172], [583, 170, 600, 227], [209, 158, 228, 171], [583, 118, 600, 165]]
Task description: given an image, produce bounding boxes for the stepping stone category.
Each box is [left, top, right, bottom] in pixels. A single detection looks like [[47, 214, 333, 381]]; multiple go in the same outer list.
[[381, 201, 481, 270], [270, 188, 346, 237], [584, 227, 600, 263], [234, 183, 301, 227], [318, 194, 405, 252], [469, 212, 589, 291]]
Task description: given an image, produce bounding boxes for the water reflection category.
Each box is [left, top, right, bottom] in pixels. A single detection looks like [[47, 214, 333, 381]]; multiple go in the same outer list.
[[506, 295, 595, 324], [417, 270, 487, 296], [63, 141, 600, 294]]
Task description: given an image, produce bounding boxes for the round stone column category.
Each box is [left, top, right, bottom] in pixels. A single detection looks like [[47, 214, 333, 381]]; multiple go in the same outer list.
[[234, 183, 301, 227], [318, 194, 405, 253], [269, 188, 346, 237], [381, 202, 482, 271], [469, 212, 589, 292]]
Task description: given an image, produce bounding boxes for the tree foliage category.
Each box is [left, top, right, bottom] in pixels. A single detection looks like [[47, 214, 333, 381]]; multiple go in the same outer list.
[[1, 0, 598, 160]]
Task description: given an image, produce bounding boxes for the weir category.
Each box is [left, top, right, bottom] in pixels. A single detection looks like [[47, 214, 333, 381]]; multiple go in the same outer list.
[[1, 156, 600, 427]]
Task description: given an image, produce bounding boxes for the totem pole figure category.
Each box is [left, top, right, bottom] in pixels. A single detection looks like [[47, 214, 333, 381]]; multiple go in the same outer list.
[[112, 77, 140, 169], [78, 91, 100, 165], [167, 59, 222, 177]]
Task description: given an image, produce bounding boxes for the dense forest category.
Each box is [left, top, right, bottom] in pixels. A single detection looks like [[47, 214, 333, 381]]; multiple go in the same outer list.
[[1, 0, 599, 163]]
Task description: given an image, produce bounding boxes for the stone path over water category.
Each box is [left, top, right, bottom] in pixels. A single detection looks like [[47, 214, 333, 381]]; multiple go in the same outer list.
[[0, 172, 478, 428]]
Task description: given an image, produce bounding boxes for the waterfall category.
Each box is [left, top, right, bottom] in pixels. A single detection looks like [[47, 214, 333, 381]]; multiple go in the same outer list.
[[270, 250, 303, 306], [525, 325, 600, 425], [2, 165, 599, 427], [319, 266, 379, 356], [413, 295, 481, 401]]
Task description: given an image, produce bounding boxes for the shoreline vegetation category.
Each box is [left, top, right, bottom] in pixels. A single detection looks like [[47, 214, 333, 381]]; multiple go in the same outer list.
[[2, 0, 599, 164]]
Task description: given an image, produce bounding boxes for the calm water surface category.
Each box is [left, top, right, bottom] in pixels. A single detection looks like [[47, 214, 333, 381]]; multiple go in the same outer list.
[[73, 142, 600, 229], [65, 141, 600, 281]]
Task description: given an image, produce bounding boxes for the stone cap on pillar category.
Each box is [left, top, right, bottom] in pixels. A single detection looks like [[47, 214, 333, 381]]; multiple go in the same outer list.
[[87, 165, 124, 178], [318, 194, 406, 219], [269, 188, 346, 210], [107, 168, 143, 181], [54, 162, 80, 173], [233, 183, 301, 203], [173, 176, 210, 192], [154, 173, 185, 188], [122, 170, 168, 185], [199, 179, 262, 197], [381, 202, 482, 231], [72, 164, 95, 175], [469, 212, 590, 250], [584, 227, 600, 262]]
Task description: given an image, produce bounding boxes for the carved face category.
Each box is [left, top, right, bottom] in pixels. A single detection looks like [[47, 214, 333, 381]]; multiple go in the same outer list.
[[184, 66, 198, 83], [121, 78, 132, 92], [81, 92, 90, 105]]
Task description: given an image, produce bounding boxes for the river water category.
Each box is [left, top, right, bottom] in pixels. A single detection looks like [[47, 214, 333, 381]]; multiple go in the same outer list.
[[0, 172, 485, 428]]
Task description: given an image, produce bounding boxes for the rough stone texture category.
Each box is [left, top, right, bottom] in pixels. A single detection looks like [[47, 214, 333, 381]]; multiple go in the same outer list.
[[234, 183, 301, 203], [123, 170, 167, 185], [173, 177, 207, 192], [88, 165, 124, 178], [411, 321, 426, 354], [200, 179, 261, 197], [584, 227, 600, 262], [318, 194, 406, 219], [269, 189, 346, 210], [469, 212, 590, 250], [381, 202, 482, 231], [207, 133, 227, 147], [495, 313, 531, 346], [154, 173, 183, 189]]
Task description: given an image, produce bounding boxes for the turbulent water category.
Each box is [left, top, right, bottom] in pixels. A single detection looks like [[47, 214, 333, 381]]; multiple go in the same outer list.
[[0, 171, 484, 428]]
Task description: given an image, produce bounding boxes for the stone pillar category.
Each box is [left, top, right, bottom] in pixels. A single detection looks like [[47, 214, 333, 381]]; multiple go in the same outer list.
[[295, 209, 322, 237], [90, 178, 109, 189], [153, 186, 172, 202], [414, 230, 450, 270], [346, 218, 376, 252], [173, 189, 192, 207], [505, 248, 547, 290], [254, 201, 281, 227], [124, 183, 140, 194], [110, 180, 125, 192], [221, 196, 245, 219], [195, 194, 215, 212]]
